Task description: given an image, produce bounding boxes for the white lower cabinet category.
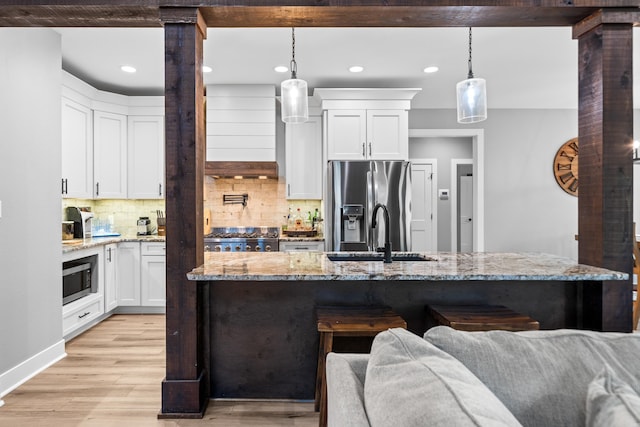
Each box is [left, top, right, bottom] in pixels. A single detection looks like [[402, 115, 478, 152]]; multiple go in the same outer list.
[[117, 242, 141, 306], [117, 241, 165, 309], [141, 242, 166, 306], [104, 243, 118, 312], [279, 241, 325, 252], [63, 294, 103, 338]]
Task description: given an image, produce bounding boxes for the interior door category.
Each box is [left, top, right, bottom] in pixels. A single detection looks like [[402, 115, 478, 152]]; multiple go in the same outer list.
[[410, 162, 435, 251], [459, 175, 473, 252]]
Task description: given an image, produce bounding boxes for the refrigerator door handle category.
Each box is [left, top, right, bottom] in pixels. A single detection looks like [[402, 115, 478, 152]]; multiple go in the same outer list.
[[367, 168, 374, 251]]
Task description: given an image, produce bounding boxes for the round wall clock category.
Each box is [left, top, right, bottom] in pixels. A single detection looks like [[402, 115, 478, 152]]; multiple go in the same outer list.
[[553, 137, 578, 196]]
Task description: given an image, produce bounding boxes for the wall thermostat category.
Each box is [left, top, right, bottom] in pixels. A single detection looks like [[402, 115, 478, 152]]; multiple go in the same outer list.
[[438, 189, 449, 200]]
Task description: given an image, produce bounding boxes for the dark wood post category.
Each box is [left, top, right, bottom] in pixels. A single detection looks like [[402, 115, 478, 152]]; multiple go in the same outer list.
[[159, 7, 209, 417], [574, 11, 634, 332]]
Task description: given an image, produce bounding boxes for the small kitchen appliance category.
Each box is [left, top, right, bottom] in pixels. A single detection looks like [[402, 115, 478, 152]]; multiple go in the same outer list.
[[137, 217, 153, 235], [204, 227, 279, 252], [65, 207, 94, 239]]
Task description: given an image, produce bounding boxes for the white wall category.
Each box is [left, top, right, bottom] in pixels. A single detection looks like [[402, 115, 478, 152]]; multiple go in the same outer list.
[[410, 108, 579, 258], [0, 29, 65, 398], [409, 136, 473, 251]]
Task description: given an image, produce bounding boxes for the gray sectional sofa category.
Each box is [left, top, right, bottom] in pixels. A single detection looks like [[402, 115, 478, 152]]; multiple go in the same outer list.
[[326, 327, 640, 427]]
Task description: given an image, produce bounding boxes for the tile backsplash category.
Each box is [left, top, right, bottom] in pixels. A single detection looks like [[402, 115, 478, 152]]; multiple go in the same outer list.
[[62, 177, 320, 237], [62, 198, 166, 237], [204, 176, 321, 231]]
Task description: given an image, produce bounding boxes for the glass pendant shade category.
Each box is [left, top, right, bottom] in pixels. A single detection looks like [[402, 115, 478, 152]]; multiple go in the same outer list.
[[281, 78, 308, 123], [456, 77, 487, 124]]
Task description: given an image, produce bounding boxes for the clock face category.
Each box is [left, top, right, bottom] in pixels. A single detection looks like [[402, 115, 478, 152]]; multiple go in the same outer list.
[[553, 138, 578, 196]]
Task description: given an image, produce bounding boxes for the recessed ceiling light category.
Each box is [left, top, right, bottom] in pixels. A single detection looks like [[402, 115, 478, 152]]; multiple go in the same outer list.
[[120, 65, 136, 73], [274, 65, 288, 73], [203, 65, 213, 73], [349, 66, 364, 73], [423, 66, 439, 74]]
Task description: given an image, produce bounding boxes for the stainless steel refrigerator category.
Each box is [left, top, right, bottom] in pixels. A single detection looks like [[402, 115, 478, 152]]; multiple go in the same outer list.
[[326, 160, 411, 252]]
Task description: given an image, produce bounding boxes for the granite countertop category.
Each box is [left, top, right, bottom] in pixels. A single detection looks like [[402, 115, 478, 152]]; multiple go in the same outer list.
[[62, 235, 165, 253], [187, 251, 628, 282]]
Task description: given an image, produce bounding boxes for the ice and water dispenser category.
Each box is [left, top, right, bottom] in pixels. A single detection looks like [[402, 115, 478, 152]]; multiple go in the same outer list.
[[340, 204, 367, 251]]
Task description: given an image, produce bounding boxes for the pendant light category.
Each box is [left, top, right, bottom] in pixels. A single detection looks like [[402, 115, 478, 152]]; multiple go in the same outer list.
[[456, 27, 487, 124], [281, 28, 309, 123]]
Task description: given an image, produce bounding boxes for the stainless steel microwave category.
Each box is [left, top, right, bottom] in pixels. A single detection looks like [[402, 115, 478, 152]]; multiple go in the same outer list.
[[62, 261, 92, 305]]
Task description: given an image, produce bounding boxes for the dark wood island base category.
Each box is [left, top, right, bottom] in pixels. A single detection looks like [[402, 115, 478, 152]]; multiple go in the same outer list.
[[207, 278, 581, 399]]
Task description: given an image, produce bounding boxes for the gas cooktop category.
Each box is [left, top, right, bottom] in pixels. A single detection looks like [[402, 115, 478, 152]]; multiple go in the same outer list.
[[205, 226, 279, 240], [204, 227, 280, 252]]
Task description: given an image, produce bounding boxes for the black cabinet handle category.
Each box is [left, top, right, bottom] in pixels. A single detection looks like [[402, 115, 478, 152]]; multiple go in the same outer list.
[[159, 183, 162, 197], [96, 182, 99, 196], [78, 311, 90, 319]]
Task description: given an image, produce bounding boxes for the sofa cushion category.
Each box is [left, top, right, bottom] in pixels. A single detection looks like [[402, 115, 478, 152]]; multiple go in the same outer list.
[[423, 327, 640, 427], [365, 328, 523, 427], [586, 365, 640, 427]]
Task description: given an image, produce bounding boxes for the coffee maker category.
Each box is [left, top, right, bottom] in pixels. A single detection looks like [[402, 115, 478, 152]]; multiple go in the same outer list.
[[65, 207, 94, 239], [137, 217, 153, 235]]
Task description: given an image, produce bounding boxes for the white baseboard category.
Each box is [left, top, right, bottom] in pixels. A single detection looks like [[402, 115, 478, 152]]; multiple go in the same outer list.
[[0, 340, 66, 400]]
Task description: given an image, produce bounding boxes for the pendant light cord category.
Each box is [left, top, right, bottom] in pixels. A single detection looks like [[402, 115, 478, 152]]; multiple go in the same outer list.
[[467, 27, 474, 79], [290, 27, 298, 79]]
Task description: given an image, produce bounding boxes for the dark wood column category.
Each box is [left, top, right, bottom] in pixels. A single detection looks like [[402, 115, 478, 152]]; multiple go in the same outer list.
[[159, 7, 209, 418], [574, 11, 634, 332]]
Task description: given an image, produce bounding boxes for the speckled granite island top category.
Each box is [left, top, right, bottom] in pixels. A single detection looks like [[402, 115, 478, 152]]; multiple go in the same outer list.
[[187, 251, 627, 282]]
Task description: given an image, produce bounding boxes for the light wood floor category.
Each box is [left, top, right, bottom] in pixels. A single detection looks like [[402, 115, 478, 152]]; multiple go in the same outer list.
[[0, 314, 318, 426]]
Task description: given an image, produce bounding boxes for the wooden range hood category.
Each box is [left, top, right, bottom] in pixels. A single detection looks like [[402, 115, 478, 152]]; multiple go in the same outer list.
[[205, 161, 278, 179]]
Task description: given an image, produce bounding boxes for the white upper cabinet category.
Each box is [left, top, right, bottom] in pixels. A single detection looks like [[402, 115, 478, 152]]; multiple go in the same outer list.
[[326, 110, 367, 160], [206, 84, 276, 161], [128, 116, 164, 199], [61, 97, 93, 198], [93, 110, 128, 198], [366, 109, 409, 159], [286, 115, 323, 199], [315, 88, 420, 161]]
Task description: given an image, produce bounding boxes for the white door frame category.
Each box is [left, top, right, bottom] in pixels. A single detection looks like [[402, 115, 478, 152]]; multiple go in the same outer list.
[[409, 128, 485, 251], [451, 158, 473, 251], [410, 158, 438, 251]]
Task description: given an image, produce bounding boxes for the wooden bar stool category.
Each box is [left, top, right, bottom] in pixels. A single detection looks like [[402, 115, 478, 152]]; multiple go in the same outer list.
[[427, 304, 539, 331], [315, 306, 406, 427]]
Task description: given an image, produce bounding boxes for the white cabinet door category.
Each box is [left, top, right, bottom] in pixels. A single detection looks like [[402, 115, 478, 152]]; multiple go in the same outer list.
[[104, 243, 118, 312], [285, 115, 323, 199], [61, 97, 93, 198], [367, 110, 408, 160], [141, 242, 166, 307], [326, 110, 367, 160], [128, 116, 164, 199], [94, 110, 127, 198], [326, 109, 408, 160], [117, 242, 141, 306]]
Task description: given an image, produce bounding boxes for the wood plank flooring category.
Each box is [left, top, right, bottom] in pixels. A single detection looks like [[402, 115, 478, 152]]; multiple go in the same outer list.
[[0, 314, 318, 426]]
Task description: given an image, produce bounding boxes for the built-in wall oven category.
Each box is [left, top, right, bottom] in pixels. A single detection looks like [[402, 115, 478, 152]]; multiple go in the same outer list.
[[62, 260, 92, 305]]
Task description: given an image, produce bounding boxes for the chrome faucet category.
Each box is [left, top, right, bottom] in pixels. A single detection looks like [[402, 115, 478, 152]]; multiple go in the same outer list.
[[372, 203, 392, 263]]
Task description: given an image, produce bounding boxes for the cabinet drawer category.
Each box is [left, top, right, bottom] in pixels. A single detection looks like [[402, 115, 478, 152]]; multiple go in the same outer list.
[[62, 295, 103, 336], [141, 242, 166, 256], [279, 241, 325, 252]]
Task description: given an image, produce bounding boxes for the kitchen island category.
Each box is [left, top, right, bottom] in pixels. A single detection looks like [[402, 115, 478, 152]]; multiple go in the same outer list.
[[185, 251, 627, 401]]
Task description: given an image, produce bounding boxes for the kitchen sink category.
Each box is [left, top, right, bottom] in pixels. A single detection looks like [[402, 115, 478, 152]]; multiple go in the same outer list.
[[326, 252, 435, 262]]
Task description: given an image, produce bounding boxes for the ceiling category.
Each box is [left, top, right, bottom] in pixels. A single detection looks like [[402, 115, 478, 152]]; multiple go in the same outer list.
[[55, 26, 640, 109]]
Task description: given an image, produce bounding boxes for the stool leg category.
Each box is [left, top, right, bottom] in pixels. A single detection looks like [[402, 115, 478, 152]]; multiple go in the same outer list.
[[315, 332, 333, 413]]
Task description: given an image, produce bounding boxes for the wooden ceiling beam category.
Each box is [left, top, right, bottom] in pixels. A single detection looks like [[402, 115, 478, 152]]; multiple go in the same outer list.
[[0, 2, 637, 28], [573, 8, 640, 38]]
